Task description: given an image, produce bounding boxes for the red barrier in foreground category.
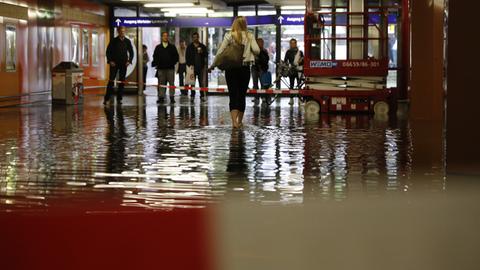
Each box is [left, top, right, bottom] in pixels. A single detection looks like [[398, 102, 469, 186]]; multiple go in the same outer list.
[[0, 202, 213, 270]]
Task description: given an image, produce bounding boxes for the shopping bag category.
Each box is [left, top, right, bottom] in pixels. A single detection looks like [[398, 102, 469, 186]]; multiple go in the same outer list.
[[185, 65, 195, 85], [217, 72, 227, 86], [260, 71, 272, 88]]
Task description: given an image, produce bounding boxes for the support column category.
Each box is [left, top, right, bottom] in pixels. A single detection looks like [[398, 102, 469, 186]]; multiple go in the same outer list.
[[233, 6, 238, 18], [275, 6, 281, 89], [255, 5, 259, 39], [409, 0, 445, 173], [446, 1, 480, 174], [397, 0, 410, 101], [410, 0, 444, 121], [136, 5, 143, 95], [175, 27, 180, 45]]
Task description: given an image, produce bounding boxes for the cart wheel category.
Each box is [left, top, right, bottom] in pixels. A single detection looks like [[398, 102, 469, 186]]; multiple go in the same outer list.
[[305, 100, 320, 114], [374, 101, 389, 115]]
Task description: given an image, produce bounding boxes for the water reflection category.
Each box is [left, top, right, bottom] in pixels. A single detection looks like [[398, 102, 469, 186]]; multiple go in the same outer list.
[[226, 130, 248, 177], [0, 96, 445, 211], [105, 106, 127, 174]]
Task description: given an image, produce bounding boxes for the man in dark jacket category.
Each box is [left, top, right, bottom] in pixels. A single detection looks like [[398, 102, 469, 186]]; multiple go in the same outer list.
[[251, 38, 270, 105], [104, 26, 134, 105], [152, 31, 179, 104], [284, 38, 304, 90], [186, 32, 208, 102], [252, 38, 269, 89]]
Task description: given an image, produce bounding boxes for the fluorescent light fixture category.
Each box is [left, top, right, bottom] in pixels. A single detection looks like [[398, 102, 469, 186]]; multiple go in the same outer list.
[[181, 13, 209, 17], [161, 7, 213, 14], [282, 10, 306, 15], [164, 12, 207, 17], [281, 5, 306, 10], [238, 11, 255, 16], [209, 11, 233, 17], [144, 3, 195, 8], [258, 11, 276, 16]]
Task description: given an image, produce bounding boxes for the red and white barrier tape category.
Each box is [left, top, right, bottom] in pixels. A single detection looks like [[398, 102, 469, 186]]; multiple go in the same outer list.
[[104, 80, 300, 95]]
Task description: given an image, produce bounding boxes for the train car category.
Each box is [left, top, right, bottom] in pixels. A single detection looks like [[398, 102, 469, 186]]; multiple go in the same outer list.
[[301, 0, 394, 115]]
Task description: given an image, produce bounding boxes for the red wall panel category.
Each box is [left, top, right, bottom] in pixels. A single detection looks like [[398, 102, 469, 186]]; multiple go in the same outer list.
[[0, 0, 108, 105]]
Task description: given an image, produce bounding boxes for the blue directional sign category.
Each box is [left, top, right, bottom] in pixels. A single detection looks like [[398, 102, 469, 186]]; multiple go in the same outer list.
[[114, 17, 171, 27], [112, 14, 398, 28], [113, 15, 306, 28], [277, 15, 305, 25]]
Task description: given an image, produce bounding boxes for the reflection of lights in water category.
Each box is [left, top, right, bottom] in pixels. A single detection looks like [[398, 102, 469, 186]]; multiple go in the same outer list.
[[0, 99, 431, 211], [385, 129, 400, 191], [333, 130, 348, 200]]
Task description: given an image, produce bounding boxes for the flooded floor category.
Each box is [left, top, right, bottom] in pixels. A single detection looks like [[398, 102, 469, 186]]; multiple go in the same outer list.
[[1, 93, 479, 270]]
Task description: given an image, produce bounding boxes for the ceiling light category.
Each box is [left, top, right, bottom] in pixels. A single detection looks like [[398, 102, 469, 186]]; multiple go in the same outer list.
[[144, 3, 195, 8], [281, 5, 306, 10], [161, 8, 213, 14]]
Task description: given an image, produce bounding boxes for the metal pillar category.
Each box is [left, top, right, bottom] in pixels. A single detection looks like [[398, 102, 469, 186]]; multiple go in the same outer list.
[[175, 27, 180, 46], [136, 5, 143, 95], [108, 5, 115, 42], [255, 5, 259, 38], [398, 0, 410, 100], [233, 6, 238, 17], [276, 6, 282, 89]]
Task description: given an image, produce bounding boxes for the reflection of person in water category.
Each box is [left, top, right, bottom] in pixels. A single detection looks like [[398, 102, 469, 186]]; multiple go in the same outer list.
[[156, 105, 176, 155], [104, 106, 127, 174], [178, 101, 196, 127], [200, 104, 208, 127], [226, 130, 248, 178]]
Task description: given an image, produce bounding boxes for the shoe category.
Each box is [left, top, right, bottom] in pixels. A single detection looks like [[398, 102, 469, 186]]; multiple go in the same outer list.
[[288, 98, 294, 105], [157, 97, 165, 104], [201, 97, 206, 103], [170, 97, 175, 104]]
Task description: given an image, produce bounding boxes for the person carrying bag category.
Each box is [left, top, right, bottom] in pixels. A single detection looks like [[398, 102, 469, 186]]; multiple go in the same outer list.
[[213, 38, 245, 70], [209, 16, 260, 128]]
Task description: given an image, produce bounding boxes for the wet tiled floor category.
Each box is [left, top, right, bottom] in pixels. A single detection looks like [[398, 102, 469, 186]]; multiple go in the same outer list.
[[0, 93, 441, 211], [1, 93, 479, 270]]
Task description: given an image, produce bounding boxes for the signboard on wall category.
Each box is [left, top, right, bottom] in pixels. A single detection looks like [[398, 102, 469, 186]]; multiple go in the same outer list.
[[113, 15, 306, 28], [111, 14, 398, 28]]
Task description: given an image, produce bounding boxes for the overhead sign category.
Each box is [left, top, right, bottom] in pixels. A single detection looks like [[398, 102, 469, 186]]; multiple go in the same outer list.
[[277, 15, 305, 25], [113, 15, 305, 28], [115, 18, 171, 27]]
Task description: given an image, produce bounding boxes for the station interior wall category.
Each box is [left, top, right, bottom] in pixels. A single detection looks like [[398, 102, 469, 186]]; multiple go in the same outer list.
[[0, 0, 108, 106]]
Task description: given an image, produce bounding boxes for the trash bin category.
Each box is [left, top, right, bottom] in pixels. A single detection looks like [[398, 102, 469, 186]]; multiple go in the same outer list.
[[52, 61, 84, 105]]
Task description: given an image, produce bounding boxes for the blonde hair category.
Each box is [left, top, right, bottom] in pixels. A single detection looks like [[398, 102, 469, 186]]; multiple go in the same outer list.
[[231, 16, 248, 44]]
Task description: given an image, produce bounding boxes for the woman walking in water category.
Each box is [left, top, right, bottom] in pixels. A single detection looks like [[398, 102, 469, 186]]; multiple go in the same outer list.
[[209, 16, 260, 128]]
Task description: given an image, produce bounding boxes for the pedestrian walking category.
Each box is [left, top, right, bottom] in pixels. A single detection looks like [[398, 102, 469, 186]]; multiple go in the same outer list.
[[104, 26, 134, 105], [209, 16, 260, 128]]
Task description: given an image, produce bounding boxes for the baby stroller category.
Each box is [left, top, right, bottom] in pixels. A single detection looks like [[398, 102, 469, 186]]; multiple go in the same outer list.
[[266, 61, 305, 105], [272, 60, 305, 90]]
